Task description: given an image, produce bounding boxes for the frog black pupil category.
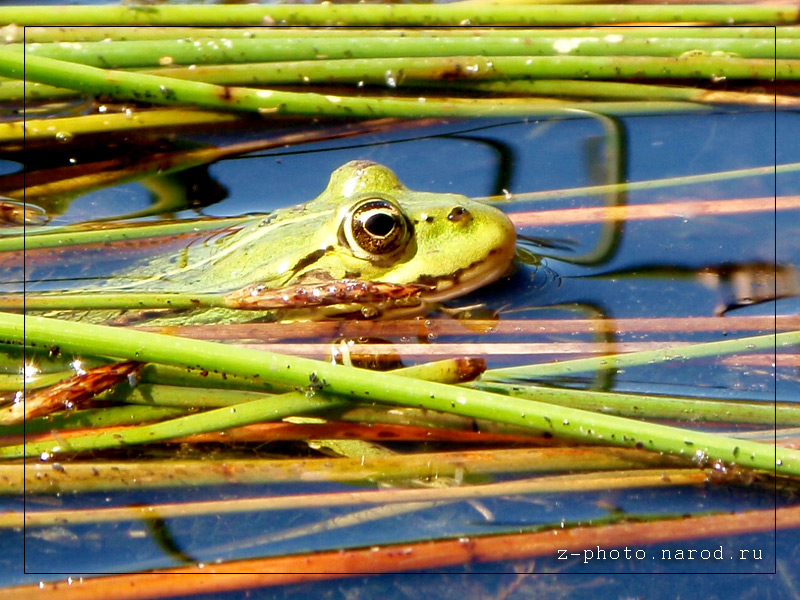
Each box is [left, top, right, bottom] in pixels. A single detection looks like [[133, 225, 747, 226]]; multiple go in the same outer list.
[[365, 212, 396, 237]]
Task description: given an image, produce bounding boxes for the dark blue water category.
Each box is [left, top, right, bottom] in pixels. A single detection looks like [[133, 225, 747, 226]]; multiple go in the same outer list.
[[5, 105, 798, 594]]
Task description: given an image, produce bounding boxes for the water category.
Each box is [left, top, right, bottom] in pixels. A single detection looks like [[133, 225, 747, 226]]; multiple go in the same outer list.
[[3, 107, 798, 594]]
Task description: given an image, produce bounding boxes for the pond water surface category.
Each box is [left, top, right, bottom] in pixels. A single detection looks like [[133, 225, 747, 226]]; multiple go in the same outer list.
[[4, 105, 798, 597]]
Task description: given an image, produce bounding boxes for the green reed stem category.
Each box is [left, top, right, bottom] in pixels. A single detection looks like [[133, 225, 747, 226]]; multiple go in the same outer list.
[[0, 291, 233, 311], [1, 404, 188, 436], [15, 26, 797, 45], [490, 162, 800, 203], [6, 59, 792, 106], [7, 390, 343, 458], [1, 356, 484, 456], [460, 80, 791, 105], [0, 5, 797, 27], [138, 54, 795, 83], [484, 331, 798, 379], [0, 216, 250, 252], [0, 50, 709, 118], [0, 108, 240, 141], [476, 381, 799, 426], [15, 36, 793, 69], [1, 312, 796, 475]]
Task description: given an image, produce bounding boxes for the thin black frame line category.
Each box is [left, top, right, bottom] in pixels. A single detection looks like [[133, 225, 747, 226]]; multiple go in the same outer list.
[[16, 21, 784, 581]]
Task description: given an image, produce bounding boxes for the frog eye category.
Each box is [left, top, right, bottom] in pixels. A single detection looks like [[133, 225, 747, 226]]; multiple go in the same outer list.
[[341, 198, 411, 259]]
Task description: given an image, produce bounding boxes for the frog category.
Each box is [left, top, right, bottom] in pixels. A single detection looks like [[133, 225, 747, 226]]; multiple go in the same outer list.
[[34, 160, 517, 325]]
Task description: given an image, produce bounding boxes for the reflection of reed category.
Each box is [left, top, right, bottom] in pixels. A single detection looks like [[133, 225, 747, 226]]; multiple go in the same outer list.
[[12, 505, 800, 598], [696, 262, 800, 315], [511, 195, 799, 227], [160, 314, 795, 340]]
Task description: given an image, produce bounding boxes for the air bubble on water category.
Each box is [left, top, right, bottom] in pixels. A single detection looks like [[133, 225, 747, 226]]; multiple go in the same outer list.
[[55, 131, 73, 143], [384, 70, 398, 88], [502, 189, 513, 200]]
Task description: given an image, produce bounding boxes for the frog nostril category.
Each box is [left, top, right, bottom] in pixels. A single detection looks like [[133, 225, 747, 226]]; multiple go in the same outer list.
[[447, 206, 472, 224]]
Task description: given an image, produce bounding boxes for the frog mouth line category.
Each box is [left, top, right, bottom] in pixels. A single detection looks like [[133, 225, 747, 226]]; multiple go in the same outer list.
[[415, 244, 516, 303]]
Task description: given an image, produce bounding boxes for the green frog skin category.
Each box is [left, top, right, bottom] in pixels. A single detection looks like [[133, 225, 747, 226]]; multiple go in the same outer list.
[[39, 160, 517, 324]]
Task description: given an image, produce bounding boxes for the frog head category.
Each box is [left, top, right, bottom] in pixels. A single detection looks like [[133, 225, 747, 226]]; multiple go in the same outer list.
[[296, 160, 517, 301]]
